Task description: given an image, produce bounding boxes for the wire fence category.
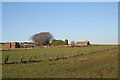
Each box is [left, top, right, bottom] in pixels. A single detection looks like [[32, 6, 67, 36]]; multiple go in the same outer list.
[[2, 46, 118, 65]]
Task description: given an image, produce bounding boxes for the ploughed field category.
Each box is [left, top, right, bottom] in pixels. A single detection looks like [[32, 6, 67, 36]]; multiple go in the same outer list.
[[2, 45, 118, 78]]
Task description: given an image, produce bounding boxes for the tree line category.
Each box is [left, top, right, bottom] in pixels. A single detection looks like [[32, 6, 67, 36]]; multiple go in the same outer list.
[[30, 32, 68, 46]]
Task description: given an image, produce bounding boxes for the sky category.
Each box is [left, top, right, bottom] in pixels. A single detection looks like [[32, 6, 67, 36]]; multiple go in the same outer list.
[[2, 2, 118, 44]]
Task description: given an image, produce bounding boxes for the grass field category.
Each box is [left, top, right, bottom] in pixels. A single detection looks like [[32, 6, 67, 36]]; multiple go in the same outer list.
[[2, 45, 118, 78]]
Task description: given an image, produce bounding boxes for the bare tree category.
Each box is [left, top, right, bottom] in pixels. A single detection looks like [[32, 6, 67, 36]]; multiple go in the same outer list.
[[30, 32, 53, 46]]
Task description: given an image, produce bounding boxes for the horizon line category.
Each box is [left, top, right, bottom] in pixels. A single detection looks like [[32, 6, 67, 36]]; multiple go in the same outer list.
[[0, 41, 119, 45]]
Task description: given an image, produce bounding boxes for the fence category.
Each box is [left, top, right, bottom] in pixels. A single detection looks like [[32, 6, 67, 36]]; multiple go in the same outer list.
[[2, 46, 118, 65]]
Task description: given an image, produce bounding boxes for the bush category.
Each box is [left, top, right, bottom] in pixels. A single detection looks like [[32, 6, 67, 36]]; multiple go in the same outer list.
[[51, 39, 68, 45]]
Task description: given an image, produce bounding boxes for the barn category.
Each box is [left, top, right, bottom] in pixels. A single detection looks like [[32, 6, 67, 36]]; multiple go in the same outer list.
[[76, 41, 90, 47]]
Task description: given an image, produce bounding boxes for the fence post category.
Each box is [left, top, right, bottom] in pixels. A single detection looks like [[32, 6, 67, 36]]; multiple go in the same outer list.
[[43, 53, 46, 60], [76, 50, 79, 53], [28, 55, 32, 62], [56, 55, 58, 60], [58, 53, 59, 58], [42, 57, 44, 60], [20, 55, 23, 63], [51, 56, 53, 60], [4, 55, 9, 64], [52, 55, 54, 60], [49, 56, 53, 61]]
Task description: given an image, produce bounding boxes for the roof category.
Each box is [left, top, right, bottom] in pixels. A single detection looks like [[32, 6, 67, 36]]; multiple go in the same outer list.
[[76, 41, 89, 44], [23, 44, 31, 45]]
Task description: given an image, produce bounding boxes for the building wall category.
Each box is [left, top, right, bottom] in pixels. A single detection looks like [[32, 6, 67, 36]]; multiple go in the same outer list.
[[11, 42, 16, 49], [2, 42, 20, 50]]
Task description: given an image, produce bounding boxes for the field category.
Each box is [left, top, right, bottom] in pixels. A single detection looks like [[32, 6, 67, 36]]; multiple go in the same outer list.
[[2, 45, 118, 78]]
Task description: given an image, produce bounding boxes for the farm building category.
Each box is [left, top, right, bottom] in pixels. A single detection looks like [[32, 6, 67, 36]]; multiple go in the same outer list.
[[2, 42, 11, 50], [76, 41, 90, 47], [21, 44, 31, 48], [2, 42, 20, 50], [11, 42, 20, 49], [70, 41, 75, 47], [4, 42, 11, 48]]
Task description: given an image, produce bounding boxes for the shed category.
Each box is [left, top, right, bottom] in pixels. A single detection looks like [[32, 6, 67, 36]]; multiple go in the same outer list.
[[76, 41, 90, 47], [22, 44, 31, 48]]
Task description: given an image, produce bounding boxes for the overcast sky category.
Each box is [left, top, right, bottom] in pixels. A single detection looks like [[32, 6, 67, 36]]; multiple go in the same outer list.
[[2, 2, 118, 44]]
